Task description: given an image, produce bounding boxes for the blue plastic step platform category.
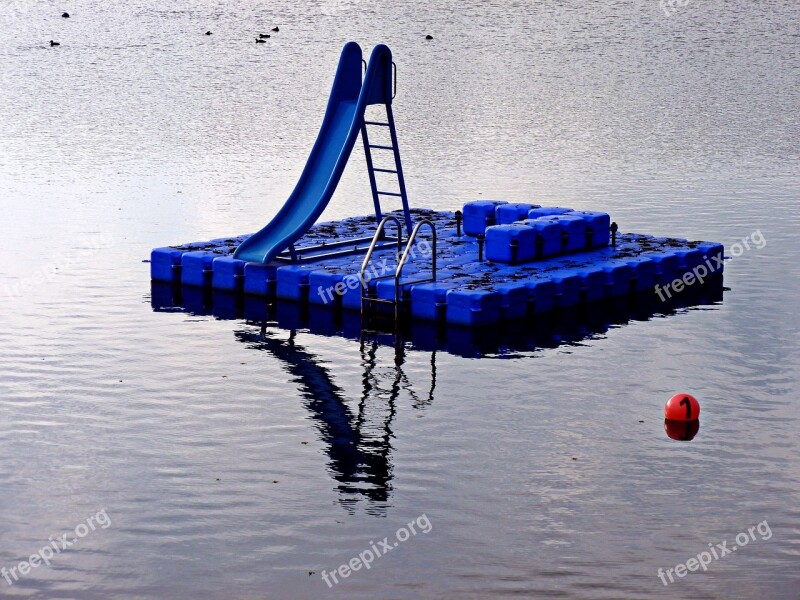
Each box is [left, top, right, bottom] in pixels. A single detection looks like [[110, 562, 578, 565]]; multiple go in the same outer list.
[[151, 207, 724, 328]]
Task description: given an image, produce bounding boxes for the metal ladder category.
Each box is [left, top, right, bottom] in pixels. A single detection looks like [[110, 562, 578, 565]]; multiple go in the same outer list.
[[360, 61, 413, 234], [360, 216, 437, 323]]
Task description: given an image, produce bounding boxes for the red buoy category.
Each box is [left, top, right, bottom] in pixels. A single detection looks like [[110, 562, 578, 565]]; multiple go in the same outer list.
[[664, 418, 700, 441], [665, 393, 700, 421]]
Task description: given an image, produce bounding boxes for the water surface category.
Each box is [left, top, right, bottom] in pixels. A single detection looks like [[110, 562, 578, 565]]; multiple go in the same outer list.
[[1, 1, 799, 598]]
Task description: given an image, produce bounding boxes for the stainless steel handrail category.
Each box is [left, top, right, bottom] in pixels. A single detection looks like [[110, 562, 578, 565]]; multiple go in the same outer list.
[[393, 219, 436, 321], [360, 215, 404, 316]]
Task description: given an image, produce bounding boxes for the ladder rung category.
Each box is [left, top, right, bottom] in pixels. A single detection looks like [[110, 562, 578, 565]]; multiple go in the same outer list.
[[364, 121, 390, 127], [372, 168, 398, 174], [368, 144, 395, 151], [377, 191, 403, 197], [363, 297, 395, 305]]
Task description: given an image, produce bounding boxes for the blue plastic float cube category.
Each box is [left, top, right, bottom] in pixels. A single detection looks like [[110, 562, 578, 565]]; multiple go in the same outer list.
[[494, 282, 529, 320], [463, 200, 507, 236], [181, 251, 216, 287], [243, 262, 278, 297], [651, 250, 684, 286], [550, 272, 583, 308], [276, 264, 316, 301], [524, 279, 557, 313], [626, 256, 657, 292], [577, 267, 607, 303], [374, 277, 419, 305], [527, 206, 574, 219], [150, 247, 184, 282], [212, 256, 246, 292], [485, 224, 538, 264], [446, 288, 502, 326], [571, 211, 610, 247], [532, 214, 587, 253], [410, 282, 455, 321], [603, 262, 635, 297], [495, 203, 541, 225], [695, 242, 725, 275], [519, 219, 563, 258], [309, 270, 362, 309]]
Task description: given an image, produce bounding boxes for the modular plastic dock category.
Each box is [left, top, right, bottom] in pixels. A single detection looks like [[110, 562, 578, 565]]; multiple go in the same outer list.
[[149, 42, 725, 333], [151, 205, 725, 328]]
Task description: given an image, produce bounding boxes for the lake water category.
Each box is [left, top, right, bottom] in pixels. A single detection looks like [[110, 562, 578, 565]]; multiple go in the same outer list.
[[1, 1, 799, 598]]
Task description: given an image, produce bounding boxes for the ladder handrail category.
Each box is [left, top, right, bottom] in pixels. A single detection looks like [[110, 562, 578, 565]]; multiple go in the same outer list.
[[360, 215, 404, 315], [393, 219, 437, 321]]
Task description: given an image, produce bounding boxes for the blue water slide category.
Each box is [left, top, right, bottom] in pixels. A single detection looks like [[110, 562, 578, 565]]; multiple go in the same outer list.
[[234, 42, 395, 263]]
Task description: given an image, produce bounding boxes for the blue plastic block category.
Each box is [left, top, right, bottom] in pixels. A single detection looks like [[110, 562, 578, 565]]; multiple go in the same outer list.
[[276, 265, 316, 301], [308, 271, 340, 305], [410, 282, 455, 321], [603, 262, 634, 297], [551, 272, 583, 308], [485, 224, 538, 264], [533, 214, 587, 253], [446, 288, 502, 326], [181, 251, 216, 287], [571, 211, 610, 247], [519, 219, 563, 258], [577, 268, 607, 303], [339, 274, 365, 310], [674, 248, 705, 273], [374, 278, 403, 302], [150, 247, 184, 282], [626, 256, 657, 292], [309, 271, 357, 307], [463, 200, 508, 236], [695, 242, 725, 276], [495, 203, 541, 225], [212, 256, 247, 292], [375, 273, 431, 305], [495, 282, 528, 320], [527, 206, 574, 219], [652, 251, 684, 286], [243, 263, 278, 297], [524, 279, 557, 313]]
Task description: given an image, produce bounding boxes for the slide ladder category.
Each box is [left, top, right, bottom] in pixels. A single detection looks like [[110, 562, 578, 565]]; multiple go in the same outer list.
[[361, 88, 413, 233]]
